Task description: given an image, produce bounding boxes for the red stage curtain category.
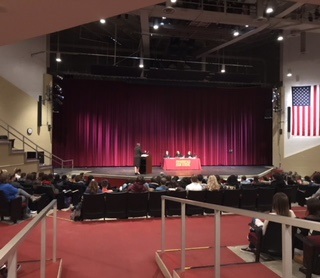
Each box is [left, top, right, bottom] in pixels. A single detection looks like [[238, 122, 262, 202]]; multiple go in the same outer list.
[[53, 79, 272, 167]]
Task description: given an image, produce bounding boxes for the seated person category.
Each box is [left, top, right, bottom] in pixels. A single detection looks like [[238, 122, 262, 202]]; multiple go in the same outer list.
[[101, 179, 113, 193], [185, 151, 195, 158], [0, 172, 40, 203], [206, 175, 222, 191], [186, 175, 203, 191], [128, 175, 149, 193], [295, 198, 320, 250], [155, 177, 168, 192], [85, 179, 102, 194], [242, 192, 296, 252], [175, 150, 184, 158], [163, 150, 171, 158]]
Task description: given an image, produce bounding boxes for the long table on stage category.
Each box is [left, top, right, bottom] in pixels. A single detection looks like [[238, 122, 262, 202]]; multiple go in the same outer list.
[[163, 158, 202, 171]]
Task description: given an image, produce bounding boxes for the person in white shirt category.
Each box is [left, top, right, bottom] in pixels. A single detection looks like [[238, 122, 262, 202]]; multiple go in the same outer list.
[[186, 175, 203, 191]]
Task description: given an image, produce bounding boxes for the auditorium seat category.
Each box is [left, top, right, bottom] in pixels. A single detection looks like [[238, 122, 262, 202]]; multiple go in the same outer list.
[[127, 192, 149, 218], [296, 186, 320, 207], [240, 188, 258, 210], [222, 189, 241, 208], [256, 187, 275, 212], [0, 191, 24, 223], [166, 190, 187, 216], [148, 191, 167, 217], [105, 192, 128, 219], [186, 190, 206, 216], [81, 193, 106, 221], [204, 190, 223, 214]]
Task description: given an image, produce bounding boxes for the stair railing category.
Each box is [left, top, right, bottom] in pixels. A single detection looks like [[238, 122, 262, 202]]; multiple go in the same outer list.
[[0, 119, 73, 169]]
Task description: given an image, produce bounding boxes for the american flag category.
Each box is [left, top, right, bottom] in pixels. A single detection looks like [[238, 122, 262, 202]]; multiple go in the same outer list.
[[292, 85, 320, 136]]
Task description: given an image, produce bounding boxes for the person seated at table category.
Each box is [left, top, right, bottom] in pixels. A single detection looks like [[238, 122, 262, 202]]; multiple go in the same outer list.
[[164, 150, 171, 158], [175, 150, 184, 158], [186, 151, 195, 158]]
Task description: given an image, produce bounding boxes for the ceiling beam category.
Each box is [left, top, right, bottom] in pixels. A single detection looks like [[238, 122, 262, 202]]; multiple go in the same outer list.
[[140, 10, 151, 58]]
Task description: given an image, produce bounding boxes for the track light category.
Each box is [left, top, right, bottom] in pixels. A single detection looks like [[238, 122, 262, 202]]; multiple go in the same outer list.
[[286, 69, 292, 77], [221, 64, 226, 73], [100, 19, 106, 24], [170, 0, 177, 3], [266, 7, 273, 14], [233, 30, 240, 37], [153, 21, 159, 30], [277, 35, 284, 41], [56, 52, 62, 62], [139, 59, 144, 68]]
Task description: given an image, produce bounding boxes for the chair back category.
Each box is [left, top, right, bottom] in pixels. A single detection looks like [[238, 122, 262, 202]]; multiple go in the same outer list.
[[257, 187, 275, 212], [127, 192, 149, 217], [0, 191, 23, 223], [240, 188, 258, 210], [81, 193, 106, 220], [148, 191, 167, 217], [222, 189, 241, 208], [105, 192, 128, 219], [166, 190, 187, 216], [186, 190, 206, 216], [204, 190, 223, 213]]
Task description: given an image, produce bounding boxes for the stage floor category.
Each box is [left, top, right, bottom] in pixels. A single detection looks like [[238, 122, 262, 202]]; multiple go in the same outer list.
[[54, 165, 274, 180]]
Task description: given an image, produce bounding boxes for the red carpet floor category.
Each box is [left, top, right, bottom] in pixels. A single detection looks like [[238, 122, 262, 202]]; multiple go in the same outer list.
[[0, 205, 307, 278]]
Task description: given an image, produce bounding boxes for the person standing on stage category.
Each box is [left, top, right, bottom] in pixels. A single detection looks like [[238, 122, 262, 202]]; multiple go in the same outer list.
[[134, 143, 143, 175]]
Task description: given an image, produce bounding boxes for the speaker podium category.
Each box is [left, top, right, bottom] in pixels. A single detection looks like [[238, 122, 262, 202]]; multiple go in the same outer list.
[[140, 155, 152, 174]]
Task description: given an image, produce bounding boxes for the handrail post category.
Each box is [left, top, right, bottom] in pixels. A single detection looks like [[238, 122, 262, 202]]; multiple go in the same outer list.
[[53, 201, 57, 262], [181, 203, 186, 272], [215, 209, 221, 278], [282, 223, 292, 278], [7, 251, 17, 278], [161, 198, 166, 254], [41, 217, 47, 278]]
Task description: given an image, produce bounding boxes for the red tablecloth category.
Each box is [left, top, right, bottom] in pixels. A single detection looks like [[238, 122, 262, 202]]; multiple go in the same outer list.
[[163, 158, 202, 171]]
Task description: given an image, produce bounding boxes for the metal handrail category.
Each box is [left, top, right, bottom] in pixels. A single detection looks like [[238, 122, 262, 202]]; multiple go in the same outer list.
[[0, 119, 73, 169], [0, 200, 57, 278], [160, 196, 320, 278]]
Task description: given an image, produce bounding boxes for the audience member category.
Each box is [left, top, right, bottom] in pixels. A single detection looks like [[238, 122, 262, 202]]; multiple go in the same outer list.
[[155, 177, 168, 192], [85, 179, 102, 194], [128, 175, 148, 193], [186, 175, 202, 191], [242, 192, 296, 252], [101, 179, 113, 193], [206, 175, 221, 191]]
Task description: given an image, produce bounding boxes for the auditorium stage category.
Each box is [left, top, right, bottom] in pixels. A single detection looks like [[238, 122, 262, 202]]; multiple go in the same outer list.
[[54, 165, 274, 181]]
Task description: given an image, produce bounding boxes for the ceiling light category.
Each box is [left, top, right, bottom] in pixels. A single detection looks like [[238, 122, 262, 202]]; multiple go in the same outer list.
[[245, 25, 249, 28], [139, 59, 144, 68], [170, 0, 177, 3], [162, 17, 166, 20], [286, 69, 292, 77], [277, 35, 284, 41], [221, 64, 226, 73], [233, 30, 240, 37], [56, 53, 62, 63], [153, 22, 159, 30], [160, 22, 164, 26], [100, 19, 106, 24], [266, 7, 273, 14]]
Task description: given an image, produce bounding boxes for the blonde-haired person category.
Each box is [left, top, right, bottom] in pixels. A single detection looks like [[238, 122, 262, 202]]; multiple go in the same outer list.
[[206, 175, 221, 191], [85, 179, 102, 194]]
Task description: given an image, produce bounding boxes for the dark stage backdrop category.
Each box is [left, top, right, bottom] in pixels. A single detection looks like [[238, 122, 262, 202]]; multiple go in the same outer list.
[[53, 79, 272, 167]]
